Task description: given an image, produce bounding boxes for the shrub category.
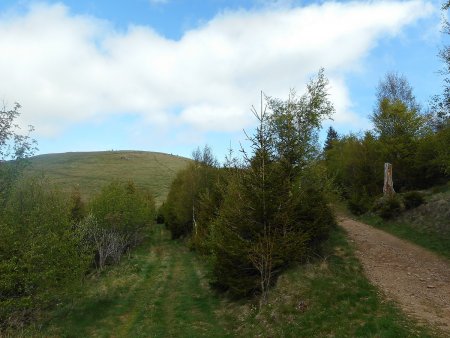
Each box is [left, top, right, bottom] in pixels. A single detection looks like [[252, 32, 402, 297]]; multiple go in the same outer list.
[[0, 177, 90, 329], [347, 193, 372, 215], [372, 195, 403, 220], [77, 214, 128, 269], [70, 186, 86, 222], [156, 204, 165, 224], [88, 180, 155, 268], [402, 191, 425, 210]]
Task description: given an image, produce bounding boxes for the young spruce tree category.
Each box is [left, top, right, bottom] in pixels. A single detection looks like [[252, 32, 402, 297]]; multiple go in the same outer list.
[[210, 70, 336, 304]]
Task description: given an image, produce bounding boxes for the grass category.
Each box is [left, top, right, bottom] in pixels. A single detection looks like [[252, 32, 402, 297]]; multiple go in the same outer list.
[[26, 151, 190, 205], [19, 225, 438, 337], [221, 226, 437, 337], [28, 225, 231, 337], [359, 214, 450, 260]]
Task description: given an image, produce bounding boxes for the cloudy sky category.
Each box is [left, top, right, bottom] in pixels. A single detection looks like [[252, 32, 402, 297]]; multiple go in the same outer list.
[[0, 0, 446, 159]]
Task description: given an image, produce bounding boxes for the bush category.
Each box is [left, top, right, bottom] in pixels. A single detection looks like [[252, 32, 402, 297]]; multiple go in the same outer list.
[[372, 195, 403, 220], [156, 204, 165, 224], [209, 172, 336, 298], [402, 191, 425, 210], [0, 177, 90, 329], [347, 193, 372, 216], [88, 181, 155, 268]]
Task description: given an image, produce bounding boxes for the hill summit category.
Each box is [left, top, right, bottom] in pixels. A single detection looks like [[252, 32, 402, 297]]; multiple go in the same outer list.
[[27, 151, 190, 204]]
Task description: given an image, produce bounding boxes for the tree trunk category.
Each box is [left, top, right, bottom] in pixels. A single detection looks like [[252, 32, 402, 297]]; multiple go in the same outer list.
[[383, 163, 395, 196]]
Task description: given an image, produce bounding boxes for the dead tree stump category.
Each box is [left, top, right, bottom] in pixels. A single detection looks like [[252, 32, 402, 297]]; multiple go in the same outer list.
[[383, 163, 395, 197]]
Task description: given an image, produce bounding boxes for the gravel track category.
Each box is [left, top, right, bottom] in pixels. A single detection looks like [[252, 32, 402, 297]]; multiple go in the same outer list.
[[340, 217, 450, 334]]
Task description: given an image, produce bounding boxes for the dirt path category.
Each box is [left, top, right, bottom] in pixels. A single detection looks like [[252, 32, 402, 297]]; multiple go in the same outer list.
[[340, 217, 450, 333]]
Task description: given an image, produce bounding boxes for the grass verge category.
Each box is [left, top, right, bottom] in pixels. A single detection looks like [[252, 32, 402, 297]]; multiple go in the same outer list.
[[221, 226, 437, 337]]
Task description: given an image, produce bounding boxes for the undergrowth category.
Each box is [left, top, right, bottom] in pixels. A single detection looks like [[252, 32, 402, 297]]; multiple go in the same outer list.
[[10, 225, 438, 337]]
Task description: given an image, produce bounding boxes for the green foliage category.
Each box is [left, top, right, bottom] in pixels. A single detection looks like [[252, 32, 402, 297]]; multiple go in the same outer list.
[[429, 3, 450, 129], [373, 98, 426, 140], [209, 72, 336, 301], [0, 103, 37, 207], [347, 192, 373, 216], [163, 146, 221, 241], [0, 177, 90, 329], [323, 126, 339, 151], [374, 72, 420, 114], [163, 164, 197, 239], [156, 203, 165, 224], [402, 191, 425, 210], [372, 195, 403, 220], [325, 132, 383, 203], [87, 180, 156, 268], [19, 226, 434, 338], [435, 123, 450, 175], [325, 72, 449, 213], [0, 103, 37, 161], [90, 181, 154, 235], [70, 186, 86, 222], [372, 98, 430, 190]]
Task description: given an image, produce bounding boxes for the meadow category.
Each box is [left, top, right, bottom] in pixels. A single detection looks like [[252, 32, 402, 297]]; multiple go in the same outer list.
[[26, 151, 190, 204]]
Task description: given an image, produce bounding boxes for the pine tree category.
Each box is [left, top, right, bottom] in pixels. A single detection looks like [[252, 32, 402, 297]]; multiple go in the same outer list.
[[324, 126, 339, 151]]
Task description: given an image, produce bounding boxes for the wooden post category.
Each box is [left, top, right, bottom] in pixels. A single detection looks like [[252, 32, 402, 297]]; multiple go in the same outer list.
[[383, 163, 395, 197]]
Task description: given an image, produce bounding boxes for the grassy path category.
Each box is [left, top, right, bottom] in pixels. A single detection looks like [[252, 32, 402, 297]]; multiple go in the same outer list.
[[41, 226, 230, 337], [29, 225, 439, 337]]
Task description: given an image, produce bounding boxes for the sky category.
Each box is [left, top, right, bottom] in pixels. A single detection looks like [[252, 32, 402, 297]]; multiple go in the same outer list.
[[0, 0, 447, 160]]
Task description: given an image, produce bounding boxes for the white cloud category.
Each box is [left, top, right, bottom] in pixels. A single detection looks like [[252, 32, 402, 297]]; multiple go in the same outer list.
[[0, 1, 434, 137]]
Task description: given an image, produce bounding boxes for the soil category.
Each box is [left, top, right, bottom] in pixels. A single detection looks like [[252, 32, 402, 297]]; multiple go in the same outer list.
[[339, 217, 450, 334]]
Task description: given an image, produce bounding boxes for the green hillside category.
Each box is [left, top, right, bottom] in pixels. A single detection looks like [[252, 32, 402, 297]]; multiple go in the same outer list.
[[26, 151, 190, 204]]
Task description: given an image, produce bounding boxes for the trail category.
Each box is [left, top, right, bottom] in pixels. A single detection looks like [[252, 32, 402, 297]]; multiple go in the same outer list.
[[340, 217, 450, 333], [44, 226, 230, 337]]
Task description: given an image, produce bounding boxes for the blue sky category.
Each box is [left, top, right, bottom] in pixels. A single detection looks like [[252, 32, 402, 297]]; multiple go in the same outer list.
[[0, 0, 447, 160]]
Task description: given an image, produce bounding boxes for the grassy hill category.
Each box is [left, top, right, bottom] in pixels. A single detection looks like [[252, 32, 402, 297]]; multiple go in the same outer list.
[[26, 151, 190, 205]]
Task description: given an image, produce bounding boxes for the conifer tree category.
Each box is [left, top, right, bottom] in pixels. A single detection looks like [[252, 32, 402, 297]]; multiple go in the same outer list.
[[324, 126, 339, 151], [210, 70, 336, 303]]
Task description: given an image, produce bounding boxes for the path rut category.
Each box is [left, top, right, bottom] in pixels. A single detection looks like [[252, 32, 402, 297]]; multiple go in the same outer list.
[[340, 217, 450, 333]]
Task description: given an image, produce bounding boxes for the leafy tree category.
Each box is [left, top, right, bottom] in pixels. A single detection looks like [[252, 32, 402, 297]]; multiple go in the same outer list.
[[375, 72, 420, 114], [268, 69, 335, 181], [372, 75, 430, 190], [0, 103, 37, 207], [429, 2, 450, 129], [0, 177, 90, 328], [87, 180, 155, 268], [372, 99, 426, 140], [427, 1, 450, 177], [163, 146, 220, 241], [192, 144, 218, 167], [325, 132, 384, 213]]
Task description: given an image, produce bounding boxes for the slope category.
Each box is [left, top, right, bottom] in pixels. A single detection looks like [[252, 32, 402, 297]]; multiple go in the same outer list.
[[26, 151, 190, 204]]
